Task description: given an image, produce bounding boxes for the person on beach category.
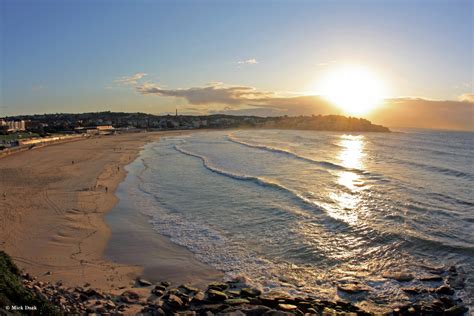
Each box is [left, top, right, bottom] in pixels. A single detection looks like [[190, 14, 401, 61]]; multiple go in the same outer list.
[[105, 186, 108, 193]]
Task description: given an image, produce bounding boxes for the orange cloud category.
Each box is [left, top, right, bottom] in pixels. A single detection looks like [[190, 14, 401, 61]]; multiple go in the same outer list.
[[135, 81, 473, 130]]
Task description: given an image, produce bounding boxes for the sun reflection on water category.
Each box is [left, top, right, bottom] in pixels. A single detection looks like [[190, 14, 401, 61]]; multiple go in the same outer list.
[[325, 135, 367, 224], [339, 135, 365, 170]]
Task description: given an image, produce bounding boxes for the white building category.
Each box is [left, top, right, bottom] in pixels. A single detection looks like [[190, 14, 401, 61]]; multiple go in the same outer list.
[[3, 120, 26, 132]]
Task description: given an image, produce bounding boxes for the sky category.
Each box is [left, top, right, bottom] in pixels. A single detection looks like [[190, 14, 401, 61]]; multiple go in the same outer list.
[[1, 0, 473, 129]]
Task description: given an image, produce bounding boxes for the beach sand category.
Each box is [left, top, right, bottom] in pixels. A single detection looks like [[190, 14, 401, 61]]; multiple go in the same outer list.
[[0, 131, 221, 296]]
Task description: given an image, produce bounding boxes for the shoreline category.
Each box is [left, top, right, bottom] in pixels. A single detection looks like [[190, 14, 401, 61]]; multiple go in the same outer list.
[[0, 129, 470, 315], [0, 131, 216, 296], [104, 152, 223, 287]]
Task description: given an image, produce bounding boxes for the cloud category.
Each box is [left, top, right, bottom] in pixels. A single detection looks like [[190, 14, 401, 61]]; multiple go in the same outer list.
[[237, 58, 258, 65], [137, 82, 271, 105], [369, 97, 474, 131], [136, 82, 337, 115], [114, 72, 147, 85], [459, 93, 474, 103], [135, 80, 473, 130]]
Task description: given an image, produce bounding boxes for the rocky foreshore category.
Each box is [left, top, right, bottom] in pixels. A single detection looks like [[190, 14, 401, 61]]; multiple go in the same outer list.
[[13, 273, 469, 316]]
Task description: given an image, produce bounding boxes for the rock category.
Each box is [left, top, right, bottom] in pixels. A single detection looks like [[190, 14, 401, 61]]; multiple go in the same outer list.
[[156, 308, 166, 316], [240, 288, 262, 297], [382, 272, 414, 282], [23, 273, 34, 281], [137, 278, 152, 286], [448, 273, 465, 289], [259, 293, 291, 307], [96, 306, 107, 313], [118, 304, 127, 311], [152, 289, 164, 297], [435, 285, 454, 295], [224, 298, 250, 305], [226, 290, 241, 297], [427, 267, 445, 275], [79, 293, 89, 302], [277, 303, 298, 311], [407, 306, 416, 313], [444, 305, 468, 316], [121, 290, 140, 300], [179, 284, 199, 293], [418, 274, 443, 282], [264, 310, 294, 316], [85, 288, 103, 298], [337, 283, 370, 293], [402, 287, 425, 295], [199, 304, 227, 313], [335, 300, 358, 312], [147, 296, 164, 306], [165, 288, 180, 297], [120, 290, 140, 304], [160, 281, 171, 287], [296, 301, 311, 311], [176, 311, 196, 316], [179, 293, 192, 304], [247, 297, 263, 305], [154, 284, 167, 292], [217, 311, 245, 316], [439, 296, 457, 308], [208, 282, 229, 291], [167, 294, 184, 309], [207, 289, 228, 301], [85, 306, 95, 313], [244, 305, 272, 316], [119, 296, 136, 304], [321, 307, 338, 315], [192, 291, 205, 302]]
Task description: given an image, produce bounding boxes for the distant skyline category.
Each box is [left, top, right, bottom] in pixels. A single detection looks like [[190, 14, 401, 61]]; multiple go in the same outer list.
[[1, 0, 473, 129]]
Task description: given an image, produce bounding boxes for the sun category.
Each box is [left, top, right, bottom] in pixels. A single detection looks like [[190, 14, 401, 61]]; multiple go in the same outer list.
[[317, 65, 387, 115]]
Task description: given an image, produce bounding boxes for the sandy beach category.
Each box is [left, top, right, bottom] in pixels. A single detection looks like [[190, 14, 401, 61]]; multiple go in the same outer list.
[[0, 131, 221, 295]]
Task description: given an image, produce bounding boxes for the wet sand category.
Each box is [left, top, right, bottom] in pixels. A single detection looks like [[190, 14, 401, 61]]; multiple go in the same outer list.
[[0, 131, 221, 294], [105, 184, 222, 288]]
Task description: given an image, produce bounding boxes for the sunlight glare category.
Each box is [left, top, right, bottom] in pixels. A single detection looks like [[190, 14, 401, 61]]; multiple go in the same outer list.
[[319, 65, 387, 115]]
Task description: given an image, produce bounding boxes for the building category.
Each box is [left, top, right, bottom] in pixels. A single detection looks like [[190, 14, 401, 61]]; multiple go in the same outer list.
[[1, 119, 26, 132], [75, 125, 115, 135]]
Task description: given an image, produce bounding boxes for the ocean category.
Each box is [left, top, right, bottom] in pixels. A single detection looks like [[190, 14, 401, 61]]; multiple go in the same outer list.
[[117, 129, 473, 310]]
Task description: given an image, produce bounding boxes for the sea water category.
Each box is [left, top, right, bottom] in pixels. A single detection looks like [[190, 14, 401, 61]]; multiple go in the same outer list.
[[121, 129, 473, 310]]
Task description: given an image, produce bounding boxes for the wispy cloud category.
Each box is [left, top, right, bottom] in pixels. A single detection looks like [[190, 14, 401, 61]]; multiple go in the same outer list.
[[459, 93, 474, 103], [114, 72, 147, 85], [237, 58, 259, 65]]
